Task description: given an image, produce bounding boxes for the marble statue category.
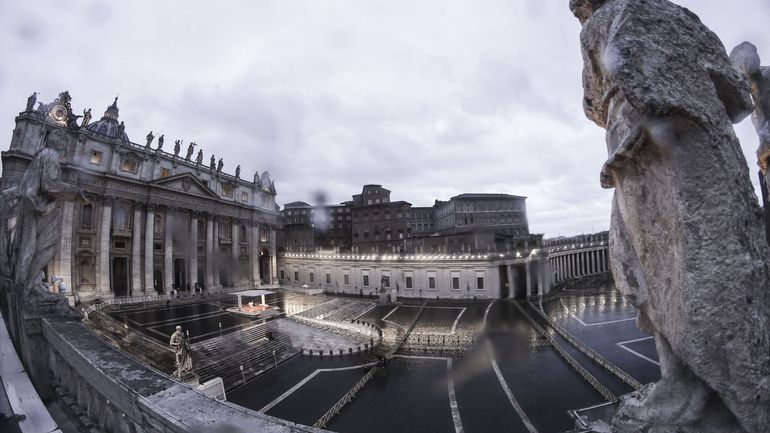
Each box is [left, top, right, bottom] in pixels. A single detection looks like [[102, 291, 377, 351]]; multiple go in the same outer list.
[[117, 122, 126, 140], [253, 170, 260, 185], [209, 155, 216, 171], [235, 165, 241, 179], [570, 1, 770, 432], [185, 142, 196, 161], [0, 146, 79, 315], [81, 108, 92, 127], [173, 140, 181, 157], [26, 92, 37, 112], [195, 149, 203, 165], [169, 326, 193, 378], [157, 134, 164, 150], [260, 171, 271, 188], [146, 131, 154, 147], [730, 42, 770, 189], [216, 158, 223, 173]]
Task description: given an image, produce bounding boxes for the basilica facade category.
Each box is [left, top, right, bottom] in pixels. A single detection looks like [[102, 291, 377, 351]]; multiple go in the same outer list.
[[2, 91, 279, 301]]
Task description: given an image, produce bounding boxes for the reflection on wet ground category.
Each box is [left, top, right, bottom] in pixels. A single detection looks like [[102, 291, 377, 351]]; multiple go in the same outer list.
[[110, 288, 658, 432], [225, 289, 659, 433]]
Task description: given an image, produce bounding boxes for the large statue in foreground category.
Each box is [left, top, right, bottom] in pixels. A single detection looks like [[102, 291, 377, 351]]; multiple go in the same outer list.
[[570, 1, 770, 432]]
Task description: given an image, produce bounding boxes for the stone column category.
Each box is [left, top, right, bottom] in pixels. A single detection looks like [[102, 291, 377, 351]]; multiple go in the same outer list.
[[99, 200, 113, 295], [190, 212, 198, 288], [144, 205, 155, 293], [231, 219, 240, 287], [269, 229, 277, 284], [250, 224, 261, 288], [164, 208, 174, 293], [212, 217, 220, 288], [537, 259, 545, 296], [132, 206, 143, 296], [525, 260, 532, 297], [506, 264, 515, 299], [206, 216, 215, 289], [58, 201, 75, 298]]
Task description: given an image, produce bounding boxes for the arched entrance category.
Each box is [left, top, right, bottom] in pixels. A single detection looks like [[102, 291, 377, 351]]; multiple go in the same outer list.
[[259, 247, 271, 284]]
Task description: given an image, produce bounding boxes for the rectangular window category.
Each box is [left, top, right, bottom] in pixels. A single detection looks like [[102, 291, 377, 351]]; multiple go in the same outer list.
[[292, 271, 299, 281], [343, 273, 350, 286], [382, 275, 390, 288], [428, 277, 436, 290], [326, 273, 331, 284], [363, 274, 370, 287], [309, 272, 315, 283], [280, 270, 285, 280], [241, 192, 249, 202], [222, 185, 234, 198], [119, 158, 138, 173], [452, 277, 460, 290], [476, 277, 485, 290], [160, 167, 170, 178], [405, 276, 413, 289], [89, 150, 102, 165]]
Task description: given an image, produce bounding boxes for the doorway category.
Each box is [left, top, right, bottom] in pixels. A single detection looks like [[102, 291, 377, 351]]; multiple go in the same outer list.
[[111, 257, 129, 297], [173, 258, 187, 291]]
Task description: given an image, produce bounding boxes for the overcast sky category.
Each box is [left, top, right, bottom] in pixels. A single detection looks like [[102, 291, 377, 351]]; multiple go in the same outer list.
[[1, 1, 768, 237]]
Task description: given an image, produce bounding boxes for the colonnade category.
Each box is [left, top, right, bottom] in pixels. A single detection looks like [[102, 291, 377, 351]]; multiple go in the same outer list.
[[54, 199, 278, 300], [549, 247, 609, 285]]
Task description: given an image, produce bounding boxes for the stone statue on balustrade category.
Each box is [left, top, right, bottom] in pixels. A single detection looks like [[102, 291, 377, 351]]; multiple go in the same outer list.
[[235, 165, 241, 180], [117, 122, 126, 141], [169, 326, 193, 378], [157, 134, 164, 151], [216, 158, 223, 173], [25, 92, 37, 112], [209, 155, 216, 171], [570, 1, 770, 432], [81, 108, 92, 127], [731, 42, 770, 193], [253, 170, 260, 186], [185, 142, 196, 161], [195, 149, 203, 166], [146, 131, 154, 148], [173, 140, 181, 157], [0, 144, 81, 316]]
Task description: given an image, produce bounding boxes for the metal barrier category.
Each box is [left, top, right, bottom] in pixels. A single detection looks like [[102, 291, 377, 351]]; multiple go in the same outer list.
[[314, 365, 378, 429], [513, 301, 616, 402], [530, 300, 642, 391], [313, 300, 428, 428]]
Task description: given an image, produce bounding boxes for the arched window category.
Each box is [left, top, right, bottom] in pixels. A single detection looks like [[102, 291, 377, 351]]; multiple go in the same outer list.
[[78, 255, 95, 285], [113, 204, 131, 234]]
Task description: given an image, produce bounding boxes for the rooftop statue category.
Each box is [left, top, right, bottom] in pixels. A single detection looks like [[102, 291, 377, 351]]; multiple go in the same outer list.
[[216, 158, 223, 173], [156, 134, 164, 150], [25, 92, 37, 112], [146, 131, 154, 148], [209, 155, 216, 171], [195, 149, 203, 165], [570, 1, 770, 432], [235, 165, 241, 179], [185, 141, 196, 161], [81, 108, 92, 127], [253, 170, 260, 186], [117, 121, 126, 141], [173, 140, 181, 157], [731, 42, 770, 192]]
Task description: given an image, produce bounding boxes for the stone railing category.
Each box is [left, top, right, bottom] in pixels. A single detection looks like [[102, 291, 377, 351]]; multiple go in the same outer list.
[[35, 312, 327, 433]]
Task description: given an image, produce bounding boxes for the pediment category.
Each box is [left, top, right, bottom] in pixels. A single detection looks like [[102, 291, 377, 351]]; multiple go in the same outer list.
[[150, 173, 219, 198]]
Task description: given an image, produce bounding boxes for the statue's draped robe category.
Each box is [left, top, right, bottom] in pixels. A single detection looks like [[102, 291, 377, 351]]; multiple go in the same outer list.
[[579, 1, 770, 432]]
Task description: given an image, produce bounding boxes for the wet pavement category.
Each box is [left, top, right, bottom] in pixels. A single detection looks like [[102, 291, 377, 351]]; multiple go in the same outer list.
[[108, 288, 660, 433], [224, 289, 659, 433]]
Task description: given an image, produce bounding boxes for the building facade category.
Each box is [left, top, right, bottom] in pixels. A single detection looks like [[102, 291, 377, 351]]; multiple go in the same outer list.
[[2, 91, 280, 301]]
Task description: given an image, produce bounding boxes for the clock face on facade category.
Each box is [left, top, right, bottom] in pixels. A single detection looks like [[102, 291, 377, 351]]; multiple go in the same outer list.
[[49, 104, 68, 125]]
